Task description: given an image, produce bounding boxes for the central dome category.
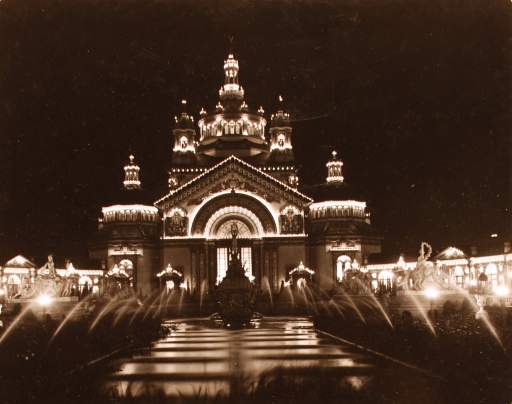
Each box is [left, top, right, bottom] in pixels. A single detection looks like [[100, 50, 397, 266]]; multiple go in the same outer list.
[[197, 54, 268, 159]]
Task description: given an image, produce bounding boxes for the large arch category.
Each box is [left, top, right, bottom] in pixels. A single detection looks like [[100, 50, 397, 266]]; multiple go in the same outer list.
[[191, 192, 277, 236], [204, 206, 265, 238]]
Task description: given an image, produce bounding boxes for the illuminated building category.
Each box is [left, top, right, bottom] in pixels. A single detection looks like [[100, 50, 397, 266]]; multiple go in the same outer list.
[[365, 245, 512, 305], [90, 54, 381, 295], [0, 255, 103, 298]]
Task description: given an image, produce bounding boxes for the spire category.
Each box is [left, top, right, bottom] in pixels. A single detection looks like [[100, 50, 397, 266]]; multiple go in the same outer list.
[[123, 154, 141, 190], [173, 99, 194, 129], [219, 54, 244, 100], [172, 99, 196, 155], [269, 95, 293, 157], [326, 150, 344, 183], [271, 95, 290, 127]]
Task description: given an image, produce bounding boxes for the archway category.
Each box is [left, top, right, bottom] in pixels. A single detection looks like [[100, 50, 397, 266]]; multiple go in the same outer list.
[[212, 216, 256, 285], [336, 255, 352, 282], [191, 193, 277, 286], [190, 192, 277, 236], [377, 270, 393, 291]]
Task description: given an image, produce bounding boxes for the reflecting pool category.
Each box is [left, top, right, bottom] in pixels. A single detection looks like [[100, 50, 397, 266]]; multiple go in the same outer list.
[[104, 316, 435, 400]]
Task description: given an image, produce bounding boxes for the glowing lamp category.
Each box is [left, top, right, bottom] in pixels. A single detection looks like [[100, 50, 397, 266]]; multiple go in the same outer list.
[[424, 287, 439, 300], [494, 285, 509, 297], [0, 289, 5, 296], [37, 294, 52, 306]]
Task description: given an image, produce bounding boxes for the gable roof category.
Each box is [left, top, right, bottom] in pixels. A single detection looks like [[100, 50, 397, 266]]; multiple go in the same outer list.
[[155, 155, 313, 208], [434, 246, 467, 260], [3, 255, 36, 269]]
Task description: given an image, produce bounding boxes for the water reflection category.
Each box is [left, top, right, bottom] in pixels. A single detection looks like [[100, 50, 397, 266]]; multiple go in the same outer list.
[[105, 317, 377, 398]]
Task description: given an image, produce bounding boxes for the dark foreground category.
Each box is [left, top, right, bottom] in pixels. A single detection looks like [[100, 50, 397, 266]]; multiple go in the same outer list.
[[0, 297, 510, 404], [103, 316, 443, 403]]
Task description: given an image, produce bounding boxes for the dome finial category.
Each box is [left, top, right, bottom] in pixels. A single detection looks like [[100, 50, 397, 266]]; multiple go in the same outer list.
[[220, 53, 244, 101], [326, 150, 344, 183], [271, 94, 290, 127], [175, 99, 194, 129], [124, 154, 141, 190]]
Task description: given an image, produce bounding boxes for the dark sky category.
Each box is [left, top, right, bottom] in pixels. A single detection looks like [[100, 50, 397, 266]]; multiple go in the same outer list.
[[0, 0, 510, 265]]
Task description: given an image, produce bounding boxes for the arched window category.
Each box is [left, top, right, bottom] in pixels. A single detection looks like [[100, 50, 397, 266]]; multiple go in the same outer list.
[[454, 266, 464, 287], [6, 274, 21, 298], [377, 270, 393, 291], [336, 255, 352, 282], [277, 134, 286, 148], [79, 276, 92, 286], [7, 274, 21, 285], [119, 259, 134, 277], [180, 136, 188, 149]]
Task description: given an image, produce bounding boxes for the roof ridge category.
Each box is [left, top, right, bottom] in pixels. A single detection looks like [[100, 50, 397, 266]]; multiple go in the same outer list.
[[155, 155, 313, 206]]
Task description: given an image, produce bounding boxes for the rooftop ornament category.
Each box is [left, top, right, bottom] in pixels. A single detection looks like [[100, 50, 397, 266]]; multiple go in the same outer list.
[[289, 262, 315, 276], [64, 260, 79, 278], [157, 264, 183, 279], [106, 264, 131, 279], [157, 264, 184, 291], [326, 150, 344, 183], [288, 262, 315, 289], [123, 154, 141, 190]]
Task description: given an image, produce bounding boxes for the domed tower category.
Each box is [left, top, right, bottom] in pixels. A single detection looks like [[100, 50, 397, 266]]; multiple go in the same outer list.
[[168, 100, 198, 190], [91, 155, 160, 296], [264, 95, 299, 187], [196, 54, 268, 160], [268, 96, 294, 164], [171, 100, 197, 163], [306, 151, 382, 289]]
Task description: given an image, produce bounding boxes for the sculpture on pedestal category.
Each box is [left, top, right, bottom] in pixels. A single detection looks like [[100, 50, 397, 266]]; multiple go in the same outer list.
[[216, 223, 255, 327], [406, 242, 448, 290], [21, 254, 63, 298]]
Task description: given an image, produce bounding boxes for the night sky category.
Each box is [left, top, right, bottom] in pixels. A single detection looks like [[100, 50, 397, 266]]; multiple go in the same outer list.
[[0, 0, 510, 266]]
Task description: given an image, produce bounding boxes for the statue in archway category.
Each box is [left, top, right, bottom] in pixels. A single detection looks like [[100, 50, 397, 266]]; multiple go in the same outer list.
[[216, 222, 255, 327]]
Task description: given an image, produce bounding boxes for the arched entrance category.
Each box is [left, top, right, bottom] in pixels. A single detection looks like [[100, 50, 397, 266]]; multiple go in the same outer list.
[[336, 255, 353, 283], [209, 213, 257, 285], [193, 194, 277, 287]]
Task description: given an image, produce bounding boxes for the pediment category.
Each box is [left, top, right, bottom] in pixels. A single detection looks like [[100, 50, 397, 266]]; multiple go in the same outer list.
[[155, 155, 312, 211]]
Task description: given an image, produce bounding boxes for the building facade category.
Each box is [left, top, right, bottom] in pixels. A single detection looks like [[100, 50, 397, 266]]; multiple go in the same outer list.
[[366, 245, 512, 301], [90, 54, 381, 296]]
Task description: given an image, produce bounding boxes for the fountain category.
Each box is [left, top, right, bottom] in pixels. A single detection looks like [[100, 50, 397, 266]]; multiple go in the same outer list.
[[20, 254, 63, 298], [216, 223, 255, 327]]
